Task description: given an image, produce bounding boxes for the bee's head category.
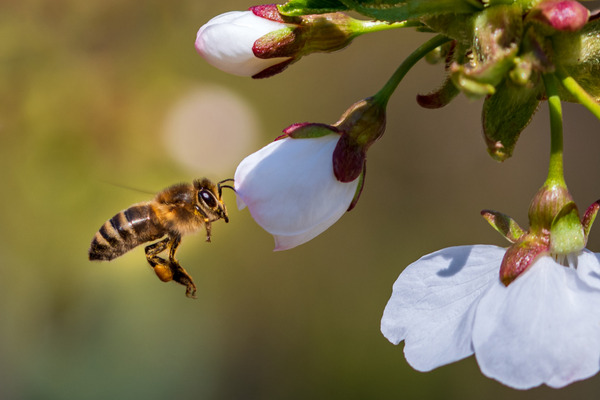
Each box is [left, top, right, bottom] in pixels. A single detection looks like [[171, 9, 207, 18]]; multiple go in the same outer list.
[[193, 178, 234, 223]]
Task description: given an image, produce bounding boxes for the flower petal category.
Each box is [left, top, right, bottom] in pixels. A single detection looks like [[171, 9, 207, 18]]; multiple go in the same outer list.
[[271, 207, 349, 251], [575, 250, 600, 290], [473, 255, 600, 389], [381, 245, 505, 371], [195, 11, 291, 77], [234, 135, 359, 250]]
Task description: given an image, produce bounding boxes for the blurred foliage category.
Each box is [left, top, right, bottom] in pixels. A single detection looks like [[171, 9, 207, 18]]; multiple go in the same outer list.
[[1, 0, 600, 399]]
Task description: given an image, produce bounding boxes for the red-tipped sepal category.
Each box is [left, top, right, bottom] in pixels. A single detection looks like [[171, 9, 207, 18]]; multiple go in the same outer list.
[[582, 200, 600, 241], [278, 122, 339, 140], [500, 233, 550, 286], [332, 97, 386, 183]]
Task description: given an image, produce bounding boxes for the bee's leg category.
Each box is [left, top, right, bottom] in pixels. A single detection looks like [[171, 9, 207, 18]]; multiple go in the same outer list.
[[167, 234, 181, 263], [167, 235, 197, 299], [145, 237, 170, 266], [145, 237, 174, 282], [169, 260, 197, 299], [204, 220, 212, 242]]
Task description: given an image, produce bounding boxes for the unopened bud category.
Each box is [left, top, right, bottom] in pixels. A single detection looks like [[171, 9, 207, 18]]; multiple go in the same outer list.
[[528, 183, 574, 233], [529, 0, 589, 32], [197, 5, 369, 78]]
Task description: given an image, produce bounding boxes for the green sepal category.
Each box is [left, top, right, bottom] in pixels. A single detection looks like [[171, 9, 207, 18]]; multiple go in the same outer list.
[[451, 74, 497, 97], [280, 123, 339, 140], [482, 76, 542, 161], [278, 0, 348, 16], [337, 0, 482, 22], [550, 201, 585, 255], [253, 28, 298, 59], [481, 209, 525, 243]]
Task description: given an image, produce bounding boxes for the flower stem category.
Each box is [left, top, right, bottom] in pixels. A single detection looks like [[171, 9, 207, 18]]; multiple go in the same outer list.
[[554, 65, 600, 121], [542, 73, 565, 187], [374, 34, 452, 106], [355, 20, 422, 35]]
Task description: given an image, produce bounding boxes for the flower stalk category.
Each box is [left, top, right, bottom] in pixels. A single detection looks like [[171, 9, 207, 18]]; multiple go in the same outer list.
[[542, 73, 565, 188], [353, 19, 421, 35], [554, 64, 600, 121], [374, 34, 452, 107]]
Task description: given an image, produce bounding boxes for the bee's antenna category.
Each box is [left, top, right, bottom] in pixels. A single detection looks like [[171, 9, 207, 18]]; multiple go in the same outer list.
[[98, 180, 157, 195], [217, 178, 236, 197]]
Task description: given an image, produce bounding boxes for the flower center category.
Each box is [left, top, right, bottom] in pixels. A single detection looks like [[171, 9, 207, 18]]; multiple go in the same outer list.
[[551, 251, 580, 268]]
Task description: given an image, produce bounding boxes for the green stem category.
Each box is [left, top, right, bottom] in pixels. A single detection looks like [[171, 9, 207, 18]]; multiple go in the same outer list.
[[355, 20, 423, 35], [374, 34, 452, 106], [554, 65, 600, 121], [542, 73, 565, 187]]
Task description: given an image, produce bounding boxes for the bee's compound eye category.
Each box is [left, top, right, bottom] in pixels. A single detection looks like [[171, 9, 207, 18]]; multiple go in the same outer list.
[[199, 189, 218, 208]]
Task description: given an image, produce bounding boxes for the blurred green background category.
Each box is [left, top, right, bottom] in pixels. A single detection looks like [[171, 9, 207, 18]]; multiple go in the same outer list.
[[2, 0, 600, 398]]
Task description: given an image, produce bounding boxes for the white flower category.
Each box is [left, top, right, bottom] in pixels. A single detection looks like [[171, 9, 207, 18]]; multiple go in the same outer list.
[[195, 11, 292, 77], [381, 245, 600, 389], [234, 135, 359, 251]]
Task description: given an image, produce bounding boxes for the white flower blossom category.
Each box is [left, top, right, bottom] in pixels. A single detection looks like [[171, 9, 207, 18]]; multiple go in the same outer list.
[[234, 135, 359, 251], [195, 11, 291, 77], [381, 245, 600, 389]]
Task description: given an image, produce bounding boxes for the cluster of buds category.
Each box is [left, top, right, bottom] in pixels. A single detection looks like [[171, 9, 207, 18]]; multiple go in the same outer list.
[[196, 4, 405, 78], [419, 0, 598, 160], [193, 0, 600, 250]]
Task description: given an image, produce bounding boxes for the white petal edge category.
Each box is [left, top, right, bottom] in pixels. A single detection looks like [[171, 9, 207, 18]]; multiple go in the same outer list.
[[381, 245, 505, 372], [473, 255, 600, 389], [271, 204, 349, 251], [575, 250, 600, 290]]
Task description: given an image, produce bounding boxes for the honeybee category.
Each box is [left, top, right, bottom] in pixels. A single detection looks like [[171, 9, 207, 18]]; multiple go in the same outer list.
[[89, 178, 233, 298]]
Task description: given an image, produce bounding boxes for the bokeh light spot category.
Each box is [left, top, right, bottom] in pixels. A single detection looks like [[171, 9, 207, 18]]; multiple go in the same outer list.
[[162, 85, 260, 177]]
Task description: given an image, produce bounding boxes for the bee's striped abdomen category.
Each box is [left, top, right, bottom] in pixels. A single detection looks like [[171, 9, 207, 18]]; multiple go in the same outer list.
[[89, 203, 165, 261]]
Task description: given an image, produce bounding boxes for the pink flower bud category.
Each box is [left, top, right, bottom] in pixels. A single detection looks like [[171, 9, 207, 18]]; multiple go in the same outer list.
[[530, 0, 589, 32], [197, 5, 369, 78], [195, 10, 292, 77]]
